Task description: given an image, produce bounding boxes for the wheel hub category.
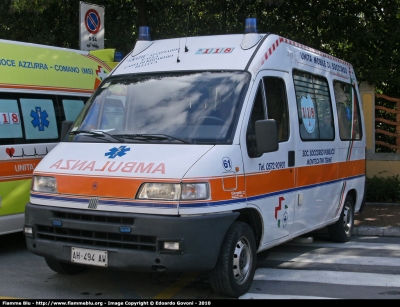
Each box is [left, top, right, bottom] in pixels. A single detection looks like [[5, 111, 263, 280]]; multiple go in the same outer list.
[[232, 237, 251, 284], [343, 204, 353, 234]]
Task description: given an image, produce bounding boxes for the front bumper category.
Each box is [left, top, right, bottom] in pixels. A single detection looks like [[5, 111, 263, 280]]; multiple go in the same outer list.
[[24, 203, 239, 272]]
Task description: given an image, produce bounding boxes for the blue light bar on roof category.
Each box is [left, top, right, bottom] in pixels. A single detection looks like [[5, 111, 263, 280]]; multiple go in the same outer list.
[[245, 18, 258, 34], [114, 51, 123, 62], [138, 26, 151, 41]]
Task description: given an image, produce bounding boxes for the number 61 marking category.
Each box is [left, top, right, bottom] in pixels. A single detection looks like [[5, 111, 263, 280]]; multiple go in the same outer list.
[[222, 157, 232, 171]]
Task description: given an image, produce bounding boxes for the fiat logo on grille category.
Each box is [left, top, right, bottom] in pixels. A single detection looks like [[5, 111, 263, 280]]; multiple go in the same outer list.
[[92, 182, 98, 190]]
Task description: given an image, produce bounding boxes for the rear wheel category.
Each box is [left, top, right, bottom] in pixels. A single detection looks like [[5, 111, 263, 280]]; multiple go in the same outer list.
[[209, 221, 257, 298], [45, 257, 87, 275], [328, 195, 354, 243]]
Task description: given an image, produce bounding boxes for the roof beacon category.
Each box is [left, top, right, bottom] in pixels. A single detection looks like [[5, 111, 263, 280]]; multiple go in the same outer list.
[[245, 18, 258, 33], [138, 26, 151, 41], [132, 26, 153, 57], [241, 18, 262, 50]]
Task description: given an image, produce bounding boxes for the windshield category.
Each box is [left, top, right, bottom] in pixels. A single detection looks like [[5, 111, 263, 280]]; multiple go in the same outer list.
[[67, 71, 250, 144]]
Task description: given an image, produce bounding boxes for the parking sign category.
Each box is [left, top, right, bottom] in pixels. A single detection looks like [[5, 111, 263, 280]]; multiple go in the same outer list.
[[80, 2, 104, 51]]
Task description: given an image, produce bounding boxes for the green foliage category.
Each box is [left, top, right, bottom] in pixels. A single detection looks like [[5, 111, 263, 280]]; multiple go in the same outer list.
[[1, 0, 400, 97], [366, 175, 400, 203], [10, 0, 58, 12]]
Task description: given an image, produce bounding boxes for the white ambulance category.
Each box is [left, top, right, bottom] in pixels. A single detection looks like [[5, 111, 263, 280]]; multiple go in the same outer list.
[[24, 18, 366, 297]]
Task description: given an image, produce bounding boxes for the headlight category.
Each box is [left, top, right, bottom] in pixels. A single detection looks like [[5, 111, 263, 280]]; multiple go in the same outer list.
[[32, 176, 58, 193], [181, 183, 209, 200], [137, 183, 209, 200], [138, 183, 180, 200]]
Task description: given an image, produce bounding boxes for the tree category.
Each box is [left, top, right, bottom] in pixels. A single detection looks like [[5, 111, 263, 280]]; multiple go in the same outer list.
[[2, 0, 400, 97]]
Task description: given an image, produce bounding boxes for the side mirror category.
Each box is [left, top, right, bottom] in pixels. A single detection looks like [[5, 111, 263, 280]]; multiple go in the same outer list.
[[255, 119, 279, 154], [60, 121, 74, 141]]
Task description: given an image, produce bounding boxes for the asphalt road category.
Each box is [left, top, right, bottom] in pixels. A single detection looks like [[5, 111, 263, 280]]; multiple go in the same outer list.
[[1, 232, 400, 300]]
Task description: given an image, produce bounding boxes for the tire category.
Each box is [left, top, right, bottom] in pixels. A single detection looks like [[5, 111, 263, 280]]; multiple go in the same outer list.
[[45, 257, 87, 275], [328, 195, 354, 243], [209, 221, 257, 298]]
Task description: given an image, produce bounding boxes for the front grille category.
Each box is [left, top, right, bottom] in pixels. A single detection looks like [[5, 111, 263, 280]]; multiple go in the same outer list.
[[54, 211, 134, 224], [37, 225, 157, 251], [36, 210, 156, 252], [88, 197, 99, 209]]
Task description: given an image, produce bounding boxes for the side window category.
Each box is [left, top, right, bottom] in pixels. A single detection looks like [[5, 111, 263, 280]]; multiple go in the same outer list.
[[62, 99, 85, 122], [20, 98, 58, 140], [246, 81, 266, 157], [0, 94, 91, 145], [293, 70, 334, 141], [263, 77, 289, 142], [0, 99, 23, 139], [334, 81, 362, 140]]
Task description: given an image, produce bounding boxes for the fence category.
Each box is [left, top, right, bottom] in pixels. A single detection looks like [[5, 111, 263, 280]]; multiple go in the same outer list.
[[374, 93, 400, 153], [360, 82, 400, 178]]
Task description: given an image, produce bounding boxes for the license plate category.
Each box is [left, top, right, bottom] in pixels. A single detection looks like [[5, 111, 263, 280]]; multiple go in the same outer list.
[[71, 247, 108, 267]]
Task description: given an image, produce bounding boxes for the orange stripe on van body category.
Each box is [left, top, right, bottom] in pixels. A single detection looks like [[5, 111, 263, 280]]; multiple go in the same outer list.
[[201, 176, 246, 201], [338, 159, 365, 179], [35, 159, 364, 201], [56, 175, 139, 198], [84, 54, 113, 71], [246, 168, 295, 197], [295, 160, 364, 190], [0, 159, 41, 181], [36, 172, 247, 201], [244, 160, 365, 198], [49, 173, 178, 198], [296, 163, 338, 187], [0, 174, 33, 182]]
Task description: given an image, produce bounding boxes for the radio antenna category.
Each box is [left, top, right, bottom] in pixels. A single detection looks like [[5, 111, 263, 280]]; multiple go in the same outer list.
[[177, 38, 181, 63], [184, 6, 191, 52], [177, 4, 191, 62]]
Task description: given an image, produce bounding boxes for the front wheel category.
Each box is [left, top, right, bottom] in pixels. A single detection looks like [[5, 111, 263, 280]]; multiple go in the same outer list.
[[45, 257, 87, 275], [209, 221, 257, 298], [328, 195, 354, 243]]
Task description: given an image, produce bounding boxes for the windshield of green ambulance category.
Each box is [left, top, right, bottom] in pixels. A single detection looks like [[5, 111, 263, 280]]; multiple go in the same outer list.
[[69, 71, 250, 144]]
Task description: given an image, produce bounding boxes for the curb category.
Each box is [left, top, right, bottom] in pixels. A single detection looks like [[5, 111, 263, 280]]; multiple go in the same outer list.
[[365, 202, 400, 206], [353, 226, 400, 237]]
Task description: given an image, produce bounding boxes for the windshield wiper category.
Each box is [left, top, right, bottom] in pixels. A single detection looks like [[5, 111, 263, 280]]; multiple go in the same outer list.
[[114, 134, 190, 143], [69, 130, 125, 143]]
